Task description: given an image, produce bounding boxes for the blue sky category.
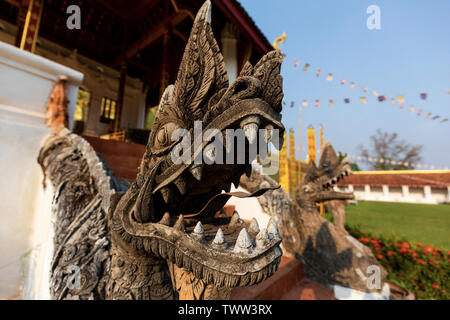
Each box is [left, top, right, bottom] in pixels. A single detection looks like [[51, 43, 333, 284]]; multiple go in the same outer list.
[[239, 0, 450, 169]]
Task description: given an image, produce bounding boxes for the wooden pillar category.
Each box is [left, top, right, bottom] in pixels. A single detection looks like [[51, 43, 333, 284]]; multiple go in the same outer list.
[[114, 61, 127, 133], [14, 0, 29, 47], [19, 0, 44, 53]]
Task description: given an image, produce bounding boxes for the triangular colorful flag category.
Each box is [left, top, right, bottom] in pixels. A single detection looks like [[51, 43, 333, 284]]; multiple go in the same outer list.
[[340, 79, 346, 85], [316, 69, 322, 77], [362, 87, 368, 92], [409, 106, 415, 112], [445, 90, 450, 95], [360, 97, 367, 104], [326, 73, 333, 81], [344, 98, 350, 104], [420, 93, 427, 100], [432, 115, 440, 120], [378, 95, 386, 102], [350, 82, 355, 89], [425, 112, 431, 119], [372, 90, 379, 97], [314, 99, 320, 107], [302, 100, 308, 107], [290, 101, 295, 108], [417, 109, 423, 116], [294, 59, 299, 68], [441, 118, 448, 123], [329, 99, 334, 106], [303, 64, 310, 71], [397, 95, 405, 104], [391, 98, 396, 105]]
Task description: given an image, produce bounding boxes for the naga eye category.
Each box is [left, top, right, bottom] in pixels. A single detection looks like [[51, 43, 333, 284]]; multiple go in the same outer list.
[[157, 128, 168, 145], [152, 121, 184, 153]]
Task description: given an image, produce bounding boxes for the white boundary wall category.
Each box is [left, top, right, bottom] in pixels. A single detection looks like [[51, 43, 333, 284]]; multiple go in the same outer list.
[[0, 41, 83, 299]]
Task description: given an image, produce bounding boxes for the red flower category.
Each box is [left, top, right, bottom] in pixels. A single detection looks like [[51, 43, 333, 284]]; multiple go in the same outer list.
[[399, 247, 408, 254], [402, 242, 410, 248], [417, 259, 426, 265], [375, 247, 381, 252], [387, 251, 394, 256], [410, 252, 417, 257], [432, 283, 439, 290], [377, 254, 383, 259], [424, 246, 433, 252], [416, 243, 422, 247]]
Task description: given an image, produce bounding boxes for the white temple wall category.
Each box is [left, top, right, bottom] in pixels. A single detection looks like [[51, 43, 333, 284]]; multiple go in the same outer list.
[[0, 41, 83, 299]]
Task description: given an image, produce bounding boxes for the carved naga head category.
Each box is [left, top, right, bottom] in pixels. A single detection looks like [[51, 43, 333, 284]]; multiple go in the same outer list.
[[296, 143, 354, 207], [114, 0, 285, 292]]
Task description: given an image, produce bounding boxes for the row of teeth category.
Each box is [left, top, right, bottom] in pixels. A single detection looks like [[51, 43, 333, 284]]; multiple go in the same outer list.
[[157, 211, 281, 254], [322, 169, 353, 189], [160, 115, 278, 204]]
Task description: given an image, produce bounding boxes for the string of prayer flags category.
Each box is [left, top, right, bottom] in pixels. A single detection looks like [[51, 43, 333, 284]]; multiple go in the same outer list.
[[314, 99, 320, 107], [360, 97, 367, 104], [340, 79, 346, 85], [329, 99, 334, 106], [316, 69, 322, 77], [344, 98, 350, 104], [294, 59, 299, 68], [302, 100, 308, 107], [326, 73, 333, 81], [303, 64, 310, 71], [420, 93, 428, 100]]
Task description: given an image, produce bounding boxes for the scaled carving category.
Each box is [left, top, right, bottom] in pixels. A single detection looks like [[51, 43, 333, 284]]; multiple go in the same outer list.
[[40, 0, 286, 300]]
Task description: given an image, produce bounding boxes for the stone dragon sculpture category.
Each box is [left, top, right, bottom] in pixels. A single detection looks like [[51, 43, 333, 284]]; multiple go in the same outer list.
[[239, 143, 388, 294], [38, 1, 286, 300]]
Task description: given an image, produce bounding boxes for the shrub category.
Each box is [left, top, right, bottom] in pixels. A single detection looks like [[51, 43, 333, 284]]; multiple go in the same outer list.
[[346, 225, 449, 300]]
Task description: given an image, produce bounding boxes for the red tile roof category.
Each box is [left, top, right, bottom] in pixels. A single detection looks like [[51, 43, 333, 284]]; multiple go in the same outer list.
[[337, 170, 450, 188]]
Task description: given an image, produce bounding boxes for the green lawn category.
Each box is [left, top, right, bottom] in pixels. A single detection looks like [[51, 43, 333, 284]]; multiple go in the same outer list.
[[345, 201, 450, 250]]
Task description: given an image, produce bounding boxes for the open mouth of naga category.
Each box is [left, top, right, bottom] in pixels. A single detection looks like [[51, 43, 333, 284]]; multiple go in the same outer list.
[[114, 102, 285, 288], [297, 143, 355, 204], [111, 0, 287, 290]]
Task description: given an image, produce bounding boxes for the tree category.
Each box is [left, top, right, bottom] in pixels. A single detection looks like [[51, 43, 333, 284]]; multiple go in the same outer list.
[[357, 129, 423, 170], [338, 152, 360, 171]]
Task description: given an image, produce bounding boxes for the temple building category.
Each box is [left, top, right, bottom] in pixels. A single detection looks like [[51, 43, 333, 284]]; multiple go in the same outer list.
[[336, 170, 450, 204], [0, 0, 272, 140]]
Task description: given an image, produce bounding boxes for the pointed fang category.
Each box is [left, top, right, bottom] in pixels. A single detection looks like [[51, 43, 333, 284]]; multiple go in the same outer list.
[[249, 218, 260, 234], [212, 228, 225, 245], [159, 212, 171, 226], [174, 215, 185, 232], [229, 211, 241, 226], [190, 164, 203, 181], [234, 228, 253, 253]]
